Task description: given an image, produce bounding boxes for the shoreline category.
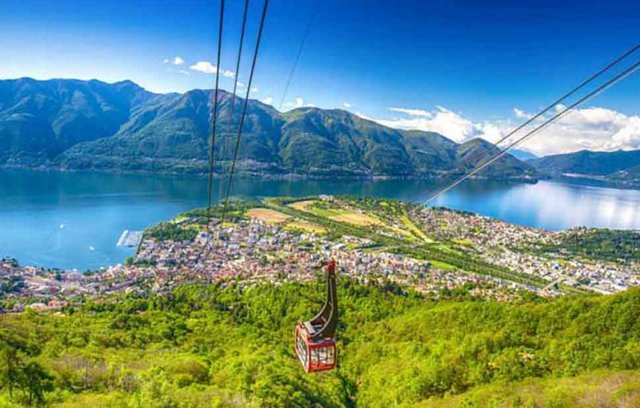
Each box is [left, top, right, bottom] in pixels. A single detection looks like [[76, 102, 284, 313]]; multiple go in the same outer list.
[[0, 163, 542, 183]]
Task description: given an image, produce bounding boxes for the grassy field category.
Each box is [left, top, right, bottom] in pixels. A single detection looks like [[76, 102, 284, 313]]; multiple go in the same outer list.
[[329, 212, 381, 226], [246, 208, 291, 223], [288, 200, 316, 211], [284, 220, 327, 233]]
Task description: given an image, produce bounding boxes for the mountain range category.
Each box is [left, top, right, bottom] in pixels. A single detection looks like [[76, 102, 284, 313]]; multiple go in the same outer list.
[[0, 78, 538, 180], [530, 150, 640, 188], [2, 77, 640, 188]]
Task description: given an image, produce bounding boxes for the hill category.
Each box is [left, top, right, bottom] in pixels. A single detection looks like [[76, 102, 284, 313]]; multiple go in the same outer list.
[[1, 281, 640, 407], [531, 149, 640, 188], [509, 148, 538, 161], [0, 78, 538, 180], [0, 78, 164, 166]]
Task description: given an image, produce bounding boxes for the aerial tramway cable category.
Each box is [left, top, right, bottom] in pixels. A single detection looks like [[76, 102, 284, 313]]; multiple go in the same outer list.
[[219, 0, 250, 176], [461, 44, 640, 167], [423, 58, 640, 203], [220, 0, 270, 223], [277, 3, 317, 111], [206, 0, 226, 217]]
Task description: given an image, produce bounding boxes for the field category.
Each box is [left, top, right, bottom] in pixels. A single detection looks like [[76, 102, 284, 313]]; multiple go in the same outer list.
[[284, 220, 326, 233], [329, 212, 381, 226], [246, 208, 291, 223], [288, 200, 316, 211]]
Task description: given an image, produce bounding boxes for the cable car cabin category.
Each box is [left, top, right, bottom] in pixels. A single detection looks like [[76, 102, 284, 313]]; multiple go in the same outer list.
[[295, 260, 338, 373]]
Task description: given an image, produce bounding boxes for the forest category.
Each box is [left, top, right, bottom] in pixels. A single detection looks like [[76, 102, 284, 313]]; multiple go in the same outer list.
[[2, 277, 640, 407]]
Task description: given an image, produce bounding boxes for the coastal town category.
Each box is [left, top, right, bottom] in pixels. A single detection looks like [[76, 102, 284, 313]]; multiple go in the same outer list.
[[2, 195, 639, 312]]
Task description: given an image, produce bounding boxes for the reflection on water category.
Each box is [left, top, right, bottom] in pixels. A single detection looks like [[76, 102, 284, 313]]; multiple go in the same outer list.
[[431, 181, 640, 231], [1, 169, 639, 270]]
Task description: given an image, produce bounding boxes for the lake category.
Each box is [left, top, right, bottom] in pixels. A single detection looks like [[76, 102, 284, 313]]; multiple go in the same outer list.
[[1, 169, 640, 270]]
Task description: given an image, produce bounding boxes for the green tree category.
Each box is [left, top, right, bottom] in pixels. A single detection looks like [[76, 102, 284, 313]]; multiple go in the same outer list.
[[0, 346, 23, 399], [20, 361, 53, 406]]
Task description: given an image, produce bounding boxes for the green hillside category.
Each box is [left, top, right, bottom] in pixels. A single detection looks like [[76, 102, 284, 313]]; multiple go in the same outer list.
[[531, 149, 640, 188], [2, 280, 640, 407], [0, 78, 538, 180]]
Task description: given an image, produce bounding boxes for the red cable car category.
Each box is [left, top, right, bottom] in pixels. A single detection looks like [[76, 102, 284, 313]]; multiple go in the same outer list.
[[295, 260, 338, 373]]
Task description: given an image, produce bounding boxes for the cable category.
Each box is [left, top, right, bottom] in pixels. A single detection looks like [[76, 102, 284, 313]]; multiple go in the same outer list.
[[220, 0, 249, 167], [461, 43, 640, 167], [220, 0, 270, 223], [219, 0, 250, 198], [206, 0, 226, 217], [423, 59, 640, 203], [277, 2, 316, 111]]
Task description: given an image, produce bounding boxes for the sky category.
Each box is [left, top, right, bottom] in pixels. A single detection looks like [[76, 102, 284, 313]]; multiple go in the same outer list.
[[1, 0, 639, 156]]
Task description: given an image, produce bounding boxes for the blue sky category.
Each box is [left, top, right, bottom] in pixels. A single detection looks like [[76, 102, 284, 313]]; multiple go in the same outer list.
[[1, 0, 639, 154]]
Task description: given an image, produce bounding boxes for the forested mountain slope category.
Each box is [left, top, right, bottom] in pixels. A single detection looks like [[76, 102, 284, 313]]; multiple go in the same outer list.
[[0, 78, 538, 180], [1, 281, 640, 407]]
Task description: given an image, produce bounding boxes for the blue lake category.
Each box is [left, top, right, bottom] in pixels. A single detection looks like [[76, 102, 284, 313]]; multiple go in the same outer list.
[[1, 169, 640, 270]]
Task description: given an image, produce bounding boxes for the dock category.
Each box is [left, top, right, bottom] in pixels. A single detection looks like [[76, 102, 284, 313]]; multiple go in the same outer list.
[[116, 230, 143, 248]]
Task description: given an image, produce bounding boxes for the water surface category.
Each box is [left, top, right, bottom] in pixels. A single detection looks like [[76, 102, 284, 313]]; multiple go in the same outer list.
[[1, 169, 639, 270]]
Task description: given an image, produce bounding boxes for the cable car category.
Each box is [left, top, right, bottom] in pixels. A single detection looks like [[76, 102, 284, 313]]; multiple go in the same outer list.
[[295, 260, 338, 373]]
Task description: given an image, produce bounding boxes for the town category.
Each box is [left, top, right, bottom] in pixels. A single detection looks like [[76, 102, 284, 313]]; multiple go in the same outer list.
[[2, 195, 639, 312]]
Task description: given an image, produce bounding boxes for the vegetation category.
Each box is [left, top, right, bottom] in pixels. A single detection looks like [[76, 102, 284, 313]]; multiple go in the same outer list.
[[144, 223, 198, 242], [534, 228, 640, 262], [530, 149, 640, 188], [531, 149, 640, 177], [1, 278, 640, 407], [1, 78, 538, 180]]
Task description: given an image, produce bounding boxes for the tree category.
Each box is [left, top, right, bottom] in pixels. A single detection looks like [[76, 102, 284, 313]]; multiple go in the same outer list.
[[20, 361, 53, 406], [0, 345, 23, 398]]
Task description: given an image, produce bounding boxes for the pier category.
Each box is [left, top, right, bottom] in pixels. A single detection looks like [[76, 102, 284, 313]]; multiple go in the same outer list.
[[116, 230, 143, 248]]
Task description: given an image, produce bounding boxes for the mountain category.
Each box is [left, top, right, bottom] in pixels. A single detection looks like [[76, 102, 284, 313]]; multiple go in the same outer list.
[[0, 78, 538, 180], [531, 149, 640, 187], [509, 148, 538, 161], [454, 138, 538, 180], [0, 78, 163, 166]]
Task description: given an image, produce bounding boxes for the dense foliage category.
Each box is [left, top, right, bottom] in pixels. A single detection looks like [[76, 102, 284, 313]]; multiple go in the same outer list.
[[2, 278, 640, 407], [144, 223, 198, 242], [536, 228, 640, 262]]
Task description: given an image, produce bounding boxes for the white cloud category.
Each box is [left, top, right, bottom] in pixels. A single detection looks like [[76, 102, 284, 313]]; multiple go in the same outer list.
[[389, 107, 432, 118], [251, 87, 259, 93], [343, 102, 353, 109], [163, 56, 185, 65], [513, 108, 532, 120], [178, 70, 190, 76], [189, 61, 235, 78], [189, 61, 216, 73], [376, 106, 488, 143], [262, 96, 274, 105], [518, 106, 640, 156], [369, 104, 640, 156], [283, 97, 305, 109]]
